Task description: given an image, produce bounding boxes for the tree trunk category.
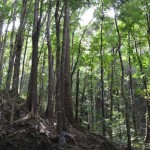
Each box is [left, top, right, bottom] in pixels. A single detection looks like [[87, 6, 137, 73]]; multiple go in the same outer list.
[[145, 2, 150, 48], [132, 29, 150, 149], [100, 2, 106, 136], [45, 0, 54, 119], [12, 0, 27, 96], [128, 32, 137, 138], [55, 0, 62, 134], [0, 14, 11, 88], [109, 47, 116, 141], [114, 7, 132, 150], [0, 0, 7, 64], [27, 0, 42, 115], [75, 69, 80, 122], [63, 0, 74, 124], [6, 0, 18, 91], [80, 78, 86, 120], [19, 28, 30, 94], [71, 23, 90, 84]]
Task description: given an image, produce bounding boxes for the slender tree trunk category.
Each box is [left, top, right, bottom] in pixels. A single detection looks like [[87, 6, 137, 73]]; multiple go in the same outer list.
[[0, 15, 11, 88], [12, 0, 27, 96], [39, 50, 46, 111], [90, 64, 93, 129], [45, 0, 54, 119], [117, 94, 122, 140], [109, 47, 116, 141], [71, 23, 91, 83], [0, 0, 7, 64], [128, 32, 137, 138], [132, 29, 150, 149], [37, 37, 46, 108], [71, 29, 75, 71], [75, 69, 80, 122], [27, 0, 42, 115], [19, 29, 30, 94], [6, 0, 18, 91], [140, 8, 150, 145], [100, 2, 106, 136], [114, 6, 132, 150], [145, 2, 150, 48], [81, 79, 86, 120]]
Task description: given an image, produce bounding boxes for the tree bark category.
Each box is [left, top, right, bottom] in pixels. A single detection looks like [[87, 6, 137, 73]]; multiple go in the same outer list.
[[27, 0, 42, 115], [109, 47, 116, 141], [45, 0, 54, 119], [132, 29, 150, 149], [100, 2, 106, 137], [75, 69, 80, 122], [0, 0, 7, 64], [6, 0, 18, 91], [0, 13, 11, 88], [12, 0, 27, 96], [55, 0, 63, 134], [63, 0, 74, 124], [128, 32, 137, 138], [114, 5, 132, 150], [39, 49, 46, 111], [71, 23, 91, 83], [19, 28, 30, 94]]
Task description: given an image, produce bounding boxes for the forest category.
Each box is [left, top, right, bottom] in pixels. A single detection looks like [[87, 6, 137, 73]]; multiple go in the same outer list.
[[0, 0, 150, 149]]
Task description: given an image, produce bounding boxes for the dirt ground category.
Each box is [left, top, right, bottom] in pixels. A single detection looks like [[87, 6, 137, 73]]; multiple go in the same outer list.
[[0, 91, 124, 150]]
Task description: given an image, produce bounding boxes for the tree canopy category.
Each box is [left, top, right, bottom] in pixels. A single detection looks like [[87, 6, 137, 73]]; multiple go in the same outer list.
[[0, 0, 150, 149]]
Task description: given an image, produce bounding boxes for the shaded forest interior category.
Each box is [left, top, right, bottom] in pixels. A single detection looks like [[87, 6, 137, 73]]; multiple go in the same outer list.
[[0, 0, 150, 149]]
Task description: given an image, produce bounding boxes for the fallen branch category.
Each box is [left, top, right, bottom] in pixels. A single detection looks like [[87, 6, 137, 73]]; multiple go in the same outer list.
[[7, 130, 26, 137]]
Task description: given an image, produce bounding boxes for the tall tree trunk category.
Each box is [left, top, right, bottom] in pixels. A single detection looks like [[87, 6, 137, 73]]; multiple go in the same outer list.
[[55, 0, 63, 134], [114, 6, 132, 150], [6, 0, 18, 91], [45, 0, 54, 119], [39, 49, 46, 111], [100, 2, 106, 137], [19, 28, 30, 94], [109, 47, 116, 141], [0, 15, 11, 88], [63, 0, 74, 124], [132, 29, 150, 149], [144, 2, 150, 48], [27, 0, 42, 115], [12, 0, 27, 96], [89, 58, 93, 129], [71, 23, 91, 83], [144, 5, 150, 148], [0, 0, 7, 64], [80, 77, 86, 120], [128, 32, 137, 138], [75, 69, 80, 122]]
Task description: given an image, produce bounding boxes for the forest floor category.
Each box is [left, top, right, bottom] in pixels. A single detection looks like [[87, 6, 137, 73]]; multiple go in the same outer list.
[[0, 91, 129, 150]]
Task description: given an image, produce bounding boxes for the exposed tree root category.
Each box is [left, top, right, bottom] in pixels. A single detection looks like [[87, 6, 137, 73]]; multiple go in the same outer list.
[[13, 112, 32, 124]]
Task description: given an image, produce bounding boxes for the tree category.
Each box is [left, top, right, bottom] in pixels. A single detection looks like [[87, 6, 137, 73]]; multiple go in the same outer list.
[[55, 0, 63, 134], [45, 0, 54, 119], [99, 1, 106, 137], [12, 0, 27, 96], [27, 0, 43, 115], [0, 0, 7, 65], [62, 0, 74, 124], [6, 0, 18, 91], [1, 1, 150, 149], [114, 5, 132, 149]]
